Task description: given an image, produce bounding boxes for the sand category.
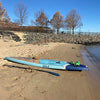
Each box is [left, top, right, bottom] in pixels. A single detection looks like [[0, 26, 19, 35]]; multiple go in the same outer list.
[[0, 39, 99, 100]]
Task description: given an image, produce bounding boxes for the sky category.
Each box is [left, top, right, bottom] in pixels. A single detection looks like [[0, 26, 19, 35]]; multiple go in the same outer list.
[[1, 0, 100, 32]]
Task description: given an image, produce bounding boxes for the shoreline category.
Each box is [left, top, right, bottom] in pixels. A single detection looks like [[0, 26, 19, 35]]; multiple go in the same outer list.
[[81, 49, 100, 100]]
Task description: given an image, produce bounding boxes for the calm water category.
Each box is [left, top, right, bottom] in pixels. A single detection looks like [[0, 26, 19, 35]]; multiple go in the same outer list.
[[86, 45, 100, 61]]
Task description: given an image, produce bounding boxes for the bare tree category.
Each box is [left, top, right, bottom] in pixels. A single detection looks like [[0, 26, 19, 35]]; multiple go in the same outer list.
[[0, 2, 10, 23], [50, 11, 64, 34], [14, 2, 28, 26], [65, 9, 83, 34], [33, 10, 49, 27]]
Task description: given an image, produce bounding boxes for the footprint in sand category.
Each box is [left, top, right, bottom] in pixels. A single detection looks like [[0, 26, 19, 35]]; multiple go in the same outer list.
[[2, 76, 21, 90], [12, 76, 21, 81], [3, 83, 17, 90]]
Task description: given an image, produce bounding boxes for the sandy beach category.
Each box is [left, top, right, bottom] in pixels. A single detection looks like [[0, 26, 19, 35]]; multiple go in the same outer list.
[[0, 39, 99, 100]]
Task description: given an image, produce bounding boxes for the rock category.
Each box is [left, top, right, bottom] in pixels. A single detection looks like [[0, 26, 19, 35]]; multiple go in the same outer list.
[[1, 31, 100, 45]]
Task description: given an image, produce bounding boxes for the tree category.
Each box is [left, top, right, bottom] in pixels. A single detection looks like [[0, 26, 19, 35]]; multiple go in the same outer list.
[[0, 2, 10, 23], [50, 11, 64, 34], [33, 10, 49, 27], [65, 9, 82, 34], [14, 2, 28, 26]]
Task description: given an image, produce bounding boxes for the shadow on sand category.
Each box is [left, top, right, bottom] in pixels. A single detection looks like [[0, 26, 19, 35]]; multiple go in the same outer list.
[[3, 64, 60, 76]]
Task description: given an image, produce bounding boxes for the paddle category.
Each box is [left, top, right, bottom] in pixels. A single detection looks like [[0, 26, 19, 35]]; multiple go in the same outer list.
[[47, 71, 60, 76], [3, 64, 60, 76], [35, 69, 60, 76]]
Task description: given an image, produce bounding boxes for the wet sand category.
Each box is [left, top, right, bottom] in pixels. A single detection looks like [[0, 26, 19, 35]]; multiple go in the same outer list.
[[0, 40, 99, 100], [82, 50, 100, 100]]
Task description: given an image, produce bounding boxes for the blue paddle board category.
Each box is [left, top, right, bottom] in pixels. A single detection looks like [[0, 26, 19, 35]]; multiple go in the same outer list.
[[4, 57, 90, 71]]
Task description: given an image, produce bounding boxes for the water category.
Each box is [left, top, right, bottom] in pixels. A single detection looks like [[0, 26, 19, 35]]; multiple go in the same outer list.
[[86, 45, 100, 61]]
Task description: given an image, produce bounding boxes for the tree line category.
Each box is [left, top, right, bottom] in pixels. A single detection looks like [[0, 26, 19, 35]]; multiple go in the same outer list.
[[0, 1, 82, 34]]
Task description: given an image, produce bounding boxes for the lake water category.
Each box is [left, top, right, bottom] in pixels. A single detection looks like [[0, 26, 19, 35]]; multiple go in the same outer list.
[[86, 45, 100, 61]]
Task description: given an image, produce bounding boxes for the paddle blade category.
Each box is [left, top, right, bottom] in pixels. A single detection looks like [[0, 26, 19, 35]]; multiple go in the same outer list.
[[47, 71, 60, 76]]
